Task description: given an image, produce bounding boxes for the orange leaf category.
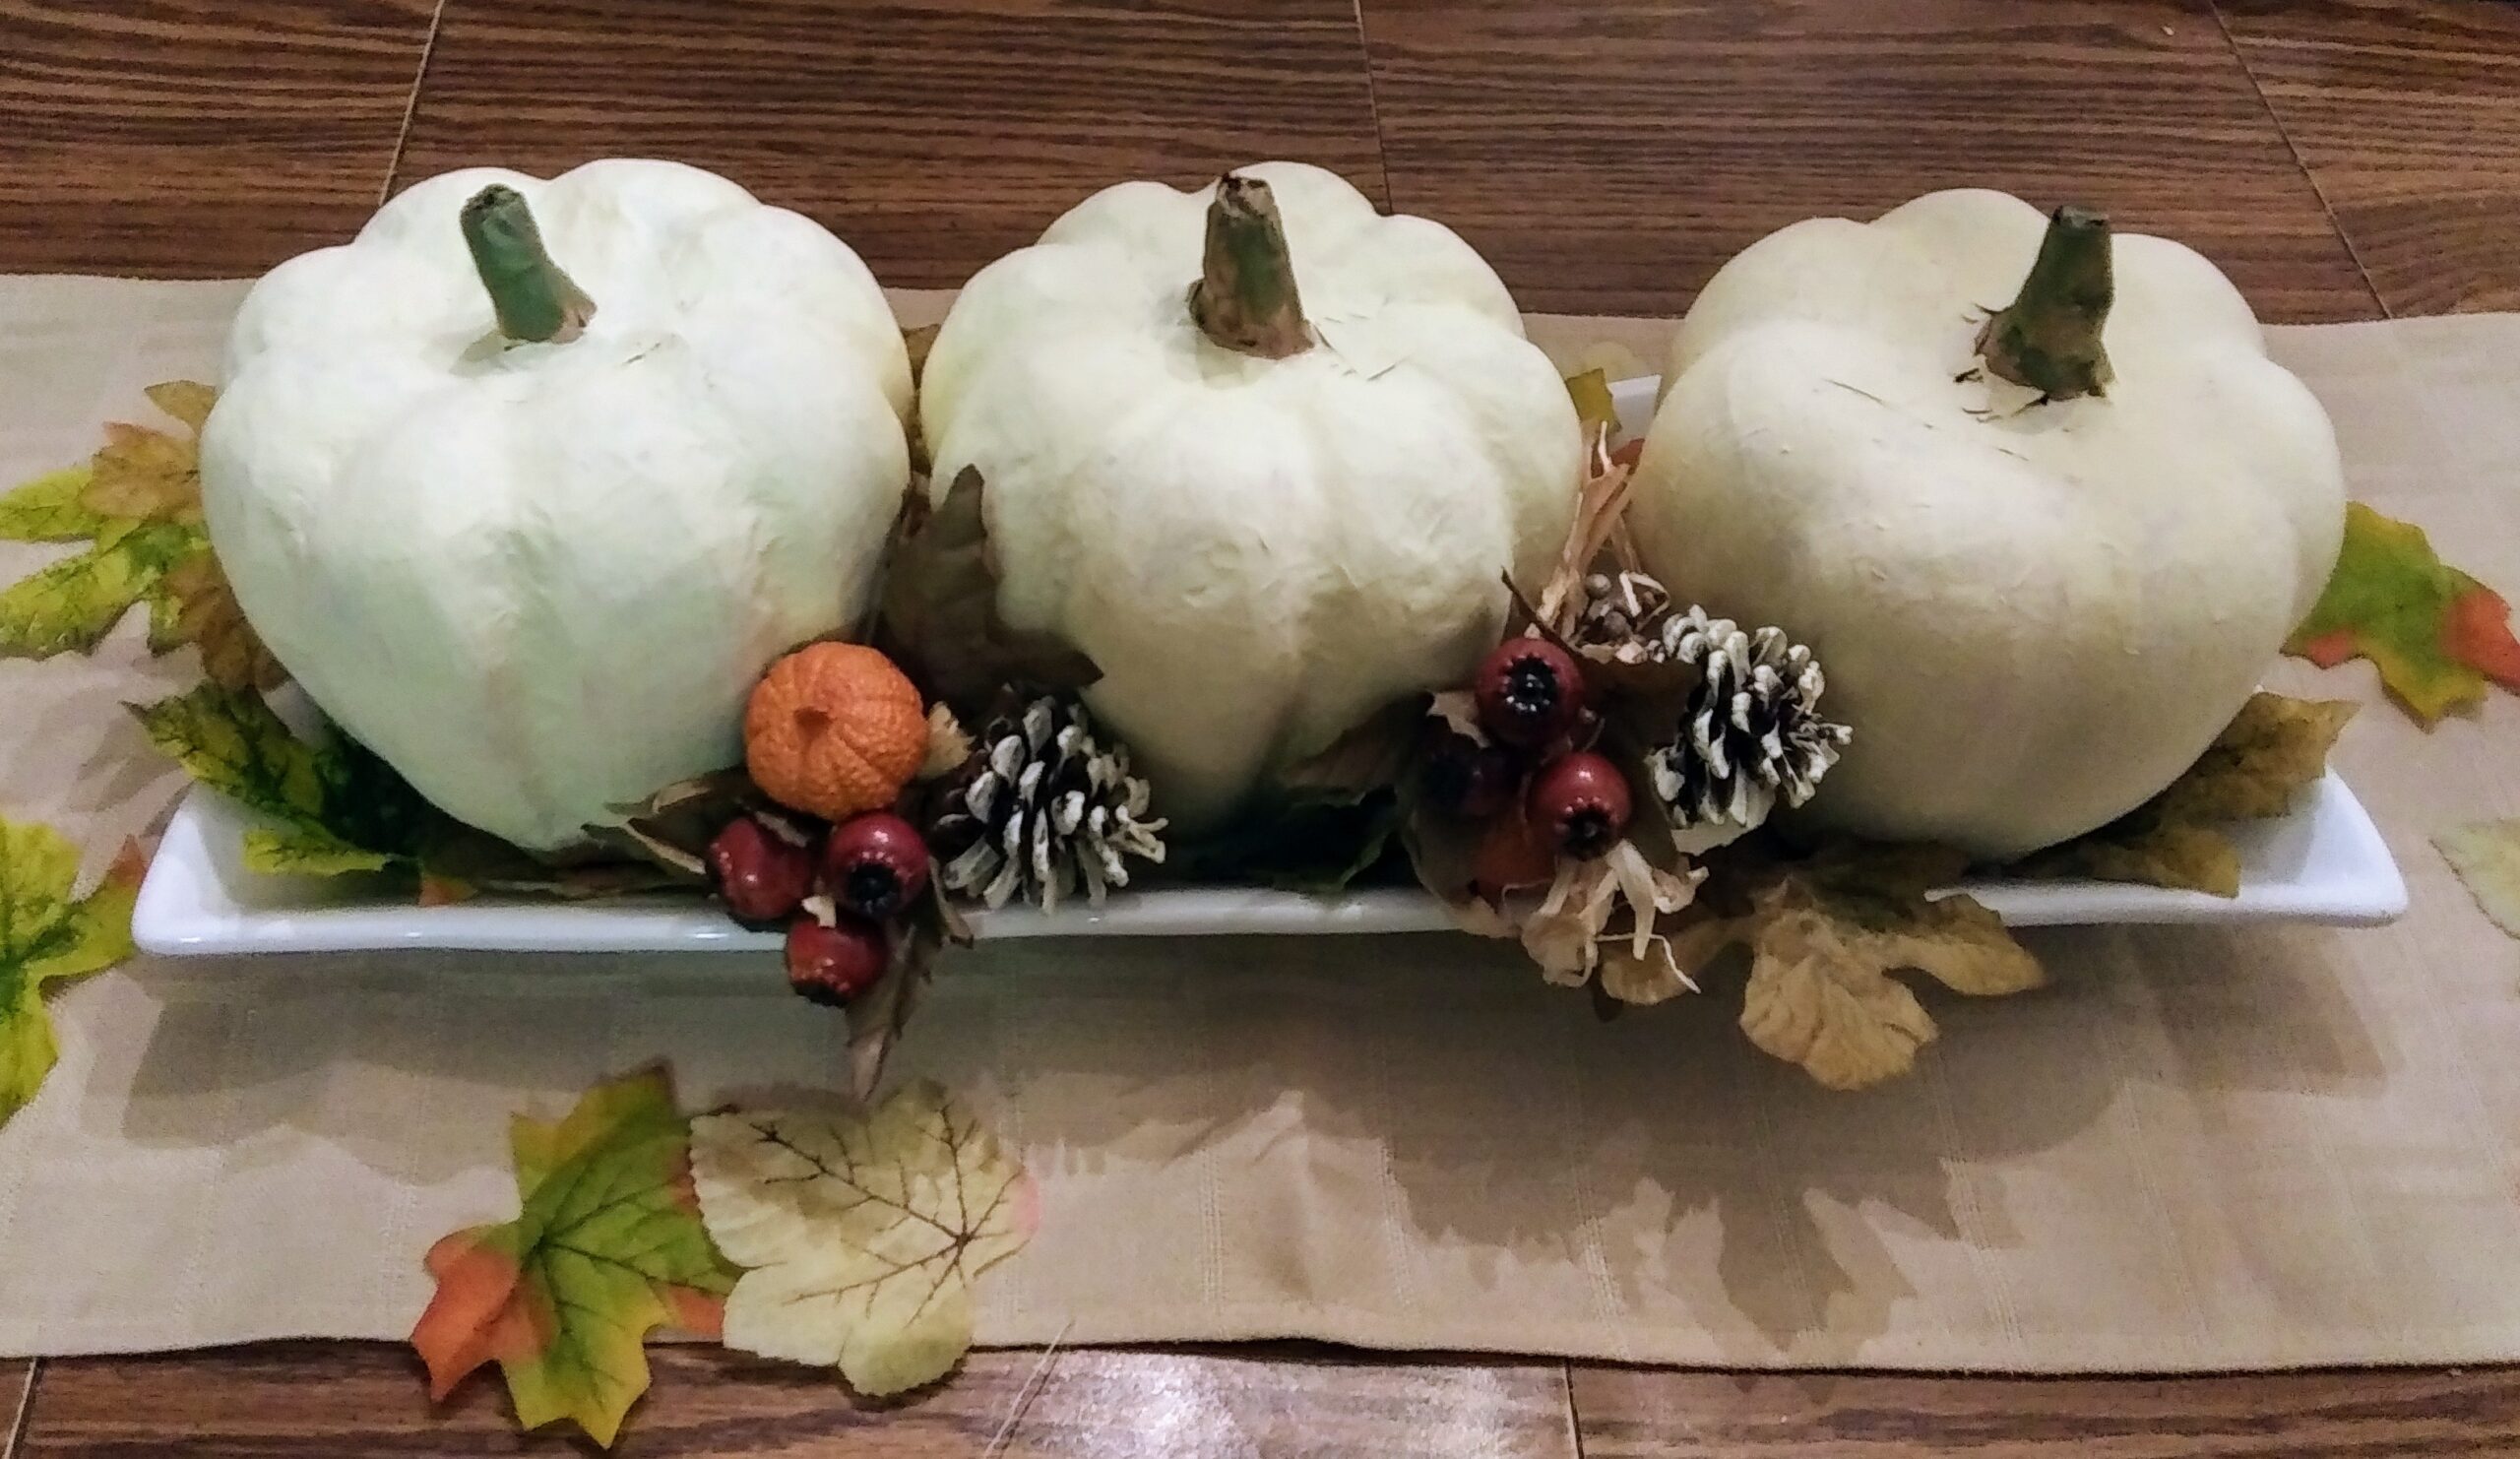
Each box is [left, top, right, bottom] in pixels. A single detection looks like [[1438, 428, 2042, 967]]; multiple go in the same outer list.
[[411, 1228, 536, 1401], [408, 1069, 733, 1449], [2446, 585, 2520, 692]]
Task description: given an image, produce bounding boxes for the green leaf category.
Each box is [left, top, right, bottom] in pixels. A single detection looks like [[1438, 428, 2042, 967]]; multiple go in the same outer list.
[[242, 826, 397, 876], [0, 827, 142, 1124], [129, 681, 331, 828], [411, 1068, 732, 1448], [0, 467, 114, 543], [2288, 502, 2517, 722], [0, 519, 194, 660]]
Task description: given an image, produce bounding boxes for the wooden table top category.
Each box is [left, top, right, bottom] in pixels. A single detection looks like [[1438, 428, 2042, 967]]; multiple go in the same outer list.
[[4, 0, 2518, 1453]]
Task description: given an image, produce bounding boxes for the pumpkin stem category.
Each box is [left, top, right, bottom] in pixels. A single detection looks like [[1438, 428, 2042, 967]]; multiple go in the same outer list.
[[461, 184, 596, 346], [1976, 204, 2113, 402], [1188, 174, 1311, 358]]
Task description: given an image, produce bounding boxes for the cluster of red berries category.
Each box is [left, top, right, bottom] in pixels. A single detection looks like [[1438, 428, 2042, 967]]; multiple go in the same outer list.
[[1428, 637, 1633, 858], [706, 810, 931, 1006]]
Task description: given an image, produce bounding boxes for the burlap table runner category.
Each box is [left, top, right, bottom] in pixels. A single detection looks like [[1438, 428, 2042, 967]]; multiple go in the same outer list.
[[0, 275, 2514, 1369]]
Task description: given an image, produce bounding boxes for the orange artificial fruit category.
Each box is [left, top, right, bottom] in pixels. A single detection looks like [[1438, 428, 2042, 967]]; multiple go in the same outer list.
[[744, 643, 927, 822]]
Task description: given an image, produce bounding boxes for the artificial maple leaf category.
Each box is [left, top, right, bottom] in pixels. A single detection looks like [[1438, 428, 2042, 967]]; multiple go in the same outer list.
[[2288, 502, 2520, 721], [0, 826, 143, 1124], [690, 1079, 1037, 1397], [877, 468, 1100, 714], [130, 681, 334, 828], [155, 547, 285, 691], [0, 382, 283, 686], [2436, 819, 2520, 939], [0, 467, 112, 542], [410, 1068, 732, 1449], [2012, 693, 2354, 897], [133, 682, 441, 886], [1680, 842, 2044, 1091], [241, 827, 396, 876]]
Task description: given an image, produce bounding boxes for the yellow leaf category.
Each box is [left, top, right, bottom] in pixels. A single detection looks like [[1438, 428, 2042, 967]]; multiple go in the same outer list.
[[2436, 819, 2520, 939], [691, 1079, 1038, 1397], [0, 467, 110, 543], [0, 519, 193, 660], [241, 827, 395, 876], [1734, 878, 2042, 1091], [0, 829, 143, 1124], [1564, 367, 1618, 441]]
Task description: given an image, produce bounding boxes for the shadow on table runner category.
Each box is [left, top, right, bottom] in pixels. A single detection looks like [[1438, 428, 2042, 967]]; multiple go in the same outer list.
[[0, 909, 2479, 1371]]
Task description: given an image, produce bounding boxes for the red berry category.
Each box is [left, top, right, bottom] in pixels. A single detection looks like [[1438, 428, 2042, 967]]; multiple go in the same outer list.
[[1528, 751, 1632, 860], [1473, 637, 1587, 747], [1419, 731, 1520, 819], [785, 917, 889, 1007], [708, 816, 816, 923], [822, 811, 931, 921]]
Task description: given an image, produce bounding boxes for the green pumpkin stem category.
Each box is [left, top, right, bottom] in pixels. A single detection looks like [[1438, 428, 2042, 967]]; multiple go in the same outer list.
[[1188, 174, 1311, 358], [461, 184, 596, 346], [1976, 204, 2113, 402]]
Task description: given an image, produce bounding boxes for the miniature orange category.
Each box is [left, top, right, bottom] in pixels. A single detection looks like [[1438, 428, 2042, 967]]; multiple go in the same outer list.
[[744, 643, 926, 822]]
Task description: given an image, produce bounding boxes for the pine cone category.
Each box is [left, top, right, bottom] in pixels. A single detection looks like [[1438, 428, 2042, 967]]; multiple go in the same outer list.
[[1649, 606, 1852, 850], [931, 694, 1167, 912], [1570, 570, 1674, 656]]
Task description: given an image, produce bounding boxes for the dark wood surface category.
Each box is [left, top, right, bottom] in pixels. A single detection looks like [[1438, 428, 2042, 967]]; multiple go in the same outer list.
[[0, 1, 439, 276], [2220, 0, 2520, 317], [1365, 0, 2375, 319], [20, 1346, 2520, 1456], [6, 0, 2520, 1452]]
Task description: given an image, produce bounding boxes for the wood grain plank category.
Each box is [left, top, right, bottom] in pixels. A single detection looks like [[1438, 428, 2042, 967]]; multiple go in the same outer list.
[[1, 1359, 31, 1456], [0, 1, 438, 277], [2218, 0, 2520, 317], [17, 1341, 1577, 1457], [1362, 0, 2376, 320], [1570, 1364, 2520, 1456], [393, 0, 1388, 291]]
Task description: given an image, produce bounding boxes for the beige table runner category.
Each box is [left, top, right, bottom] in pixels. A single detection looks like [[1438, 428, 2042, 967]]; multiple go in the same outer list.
[[1, 276, 2516, 1369]]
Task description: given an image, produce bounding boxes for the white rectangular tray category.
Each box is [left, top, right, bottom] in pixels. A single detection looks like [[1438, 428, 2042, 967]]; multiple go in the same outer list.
[[132, 773, 2407, 957]]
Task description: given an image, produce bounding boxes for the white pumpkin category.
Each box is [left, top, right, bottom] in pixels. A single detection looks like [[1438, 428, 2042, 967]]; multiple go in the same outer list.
[[919, 162, 1583, 831], [202, 159, 913, 851], [1629, 189, 2346, 858]]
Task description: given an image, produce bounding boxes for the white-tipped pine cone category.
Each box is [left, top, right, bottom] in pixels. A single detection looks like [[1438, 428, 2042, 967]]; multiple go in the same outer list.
[[932, 694, 1167, 912], [1650, 607, 1852, 852]]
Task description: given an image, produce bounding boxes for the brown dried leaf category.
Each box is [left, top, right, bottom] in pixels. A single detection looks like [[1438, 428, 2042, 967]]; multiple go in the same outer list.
[[154, 548, 286, 691], [1686, 841, 2042, 1091], [80, 423, 198, 523], [2154, 693, 2356, 823], [2010, 693, 2351, 897], [877, 469, 1101, 712], [845, 888, 957, 1103], [1279, 695, 1427, 801]]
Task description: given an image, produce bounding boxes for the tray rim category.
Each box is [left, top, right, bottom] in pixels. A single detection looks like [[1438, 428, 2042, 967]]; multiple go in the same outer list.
[[131, 772, 2409, 958]]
